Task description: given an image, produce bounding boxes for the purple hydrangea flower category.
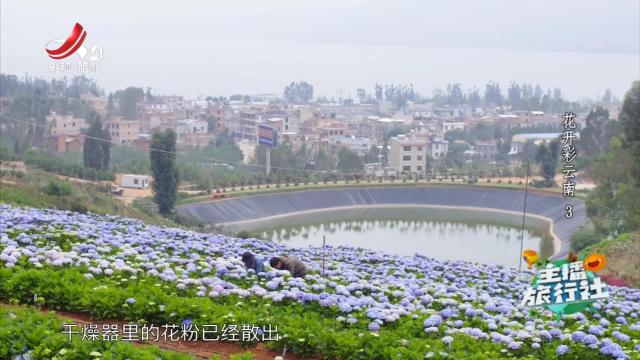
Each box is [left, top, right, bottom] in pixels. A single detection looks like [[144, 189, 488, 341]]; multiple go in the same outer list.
[[556, 345, 569, 355], [442, 336, 453, 346], [440, 308, 454, 319], [339, 302, 353, 313], [600, 342, 625, 358], [507, 341, 521, 350], [611, 331, 630, 342], [550, 329, 562, 338], [368, 322, 380, 332], [423, 314, 443, 328], [588, 325, 604, 336], [571, 330, 586, 343], [583, 334, 599, 346]]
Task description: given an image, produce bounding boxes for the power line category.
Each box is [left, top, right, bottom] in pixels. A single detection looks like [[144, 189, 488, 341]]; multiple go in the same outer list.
[[1, 115, 529, 177], [2, 115, 328, 173], [518, 161, 530, 272]]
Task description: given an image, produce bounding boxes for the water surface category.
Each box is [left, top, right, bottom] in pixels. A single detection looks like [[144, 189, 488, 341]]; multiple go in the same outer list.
[[243, 207, 555, 268]]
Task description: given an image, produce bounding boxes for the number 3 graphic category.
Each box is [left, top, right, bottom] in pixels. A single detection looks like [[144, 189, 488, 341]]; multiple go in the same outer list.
[[565, 205, 573, 219]]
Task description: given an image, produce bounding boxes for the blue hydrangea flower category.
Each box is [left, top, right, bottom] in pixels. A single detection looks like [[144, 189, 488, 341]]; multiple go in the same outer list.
[[571, 330, 586, 343], [556, 345, 569, 355], [442, 336, 453, 346], [440, 308, 455, 319], [423, 314, 443, 328], [368, 321, 380, 332], [588, 325, 604, 336], [599, 342, 625, 358], [611, 331, 630, 342], [507, 341, 521, 350], [339, 302, 353, 313]]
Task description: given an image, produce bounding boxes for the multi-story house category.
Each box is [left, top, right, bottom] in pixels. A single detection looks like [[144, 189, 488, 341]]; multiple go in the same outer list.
[[389, 134, 427, 176], [105, 116, 140, 145], [46, 113, 87, 136], [427, 136, 449, 159]]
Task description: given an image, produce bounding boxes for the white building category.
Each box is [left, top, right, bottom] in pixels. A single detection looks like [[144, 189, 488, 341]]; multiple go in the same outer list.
[[388, 134, 427, 175], [427, 137, 449, 159], [232, 109, 264, 142], [120, 174, 150, 189], [330, 135, 371, 157], [508, 133, 573, 154], [176, 119, 207, 136], [441, 120, 465, 134]]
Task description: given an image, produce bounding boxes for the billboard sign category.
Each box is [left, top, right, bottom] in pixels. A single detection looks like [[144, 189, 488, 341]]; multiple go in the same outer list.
[[258, 124, 277, 147]]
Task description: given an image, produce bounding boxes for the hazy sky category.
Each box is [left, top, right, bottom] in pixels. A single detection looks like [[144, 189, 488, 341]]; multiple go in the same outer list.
[[2, 0, 639, 99]]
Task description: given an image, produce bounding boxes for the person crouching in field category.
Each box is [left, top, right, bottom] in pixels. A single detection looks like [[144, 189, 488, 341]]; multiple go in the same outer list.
[[242, 251, 265, 273], [270, 255, 308, 278]]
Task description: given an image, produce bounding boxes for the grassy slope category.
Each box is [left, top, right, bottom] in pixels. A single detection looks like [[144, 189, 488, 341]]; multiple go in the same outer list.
[[580, 232, 640, 288], [0, 168, 176, 228]]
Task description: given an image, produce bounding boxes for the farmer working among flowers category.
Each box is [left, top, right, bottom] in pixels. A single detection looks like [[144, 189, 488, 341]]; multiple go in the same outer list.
[[270, 255, 308, 278], [241, 251, 265, 273]]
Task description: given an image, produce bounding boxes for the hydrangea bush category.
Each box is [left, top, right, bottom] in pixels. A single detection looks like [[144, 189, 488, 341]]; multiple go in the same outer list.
[[1, 205, 639, 359]]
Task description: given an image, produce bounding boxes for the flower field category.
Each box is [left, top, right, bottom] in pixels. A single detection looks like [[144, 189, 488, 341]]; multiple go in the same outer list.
[[1, 204, 639, 359]]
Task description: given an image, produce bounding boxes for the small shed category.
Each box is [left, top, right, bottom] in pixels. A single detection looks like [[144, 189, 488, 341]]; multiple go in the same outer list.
[[120, 174, 150, 189]]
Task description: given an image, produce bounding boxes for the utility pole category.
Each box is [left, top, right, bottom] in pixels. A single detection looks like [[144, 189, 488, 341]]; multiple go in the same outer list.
[[266, 147, 271, 176], [518, 161, 530, 272], [322, 235, 326, 278]]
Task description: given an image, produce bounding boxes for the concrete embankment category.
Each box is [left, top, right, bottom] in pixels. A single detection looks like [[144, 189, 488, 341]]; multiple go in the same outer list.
[[178, 186, 586, 258]]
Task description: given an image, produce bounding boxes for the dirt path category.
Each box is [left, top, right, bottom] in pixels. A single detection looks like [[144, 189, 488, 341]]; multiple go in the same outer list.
[[8, 305, 315, 360]]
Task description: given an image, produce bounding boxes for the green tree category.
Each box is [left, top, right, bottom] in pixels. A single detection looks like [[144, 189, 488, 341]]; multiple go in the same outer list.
[[587, 137, 639, 235], [444, 141, 469, 168], [446, 83, 464, 106], [114, 87, 145, 119], [579, 82, 640, 240], [507, 82, 522, 109], [484, 81, 503, 106], [579, 107, 620, 158], [42, 178, 74, 196], [150, 129, 179, 214], [283, 81, 314, 104], [83, 116, 111, 170], [467, 87, 481, 109], [313, 149, 334, 171], [101, 129, 111, 170], [619, 80, 640, 187], [535, 140, 559, 186], [106, 93, 115, 116], [337, 148, 363, 173], [363, 145, 381, 164], [207, 116, 217, 133], [521, 140, 537, 162]]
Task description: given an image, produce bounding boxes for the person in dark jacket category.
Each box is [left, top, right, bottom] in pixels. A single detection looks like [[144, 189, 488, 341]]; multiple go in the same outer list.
[[270, 255, 308, 278], [242, 251, 264, 273]]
